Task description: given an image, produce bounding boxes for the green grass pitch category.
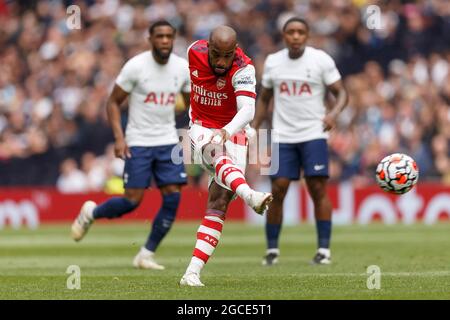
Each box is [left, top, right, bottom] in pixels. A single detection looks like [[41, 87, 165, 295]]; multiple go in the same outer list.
[[1, 222, 450, 299]]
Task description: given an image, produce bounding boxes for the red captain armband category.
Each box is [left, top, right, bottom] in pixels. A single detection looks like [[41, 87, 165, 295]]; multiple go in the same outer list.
[[235, 90, 256, 99]]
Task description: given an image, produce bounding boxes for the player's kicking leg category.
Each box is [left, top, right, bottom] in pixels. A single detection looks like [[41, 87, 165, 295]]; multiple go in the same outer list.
[[190, 124, 273, 215], [205, 137, 273, 214], [213, 155, 273, 214], [71, 188, 143, 241], [180, 182, 233, 287], [262, 178, 290, 266]]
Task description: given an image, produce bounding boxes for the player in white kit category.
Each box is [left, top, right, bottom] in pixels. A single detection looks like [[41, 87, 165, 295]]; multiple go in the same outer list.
[[252, 17, 349, 265], [71, 21, 191, 270]]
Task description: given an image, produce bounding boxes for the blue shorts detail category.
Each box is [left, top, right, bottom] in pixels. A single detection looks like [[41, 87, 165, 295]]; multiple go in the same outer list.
[[270, 139, 329, 180], [123, 145, 187, 189]]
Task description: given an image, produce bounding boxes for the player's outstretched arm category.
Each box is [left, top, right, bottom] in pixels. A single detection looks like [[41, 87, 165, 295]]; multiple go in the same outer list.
[[323, 80, 348, 131], [214, 61, 258, 142], [106, 84, 131, 159], [222, 95, 255, 137], [251, 87, 273, 131], [209, 96, 255, 145]]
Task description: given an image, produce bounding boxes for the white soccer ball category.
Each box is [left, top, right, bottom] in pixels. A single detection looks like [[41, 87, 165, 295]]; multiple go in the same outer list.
[[375, 153, 419, 194]]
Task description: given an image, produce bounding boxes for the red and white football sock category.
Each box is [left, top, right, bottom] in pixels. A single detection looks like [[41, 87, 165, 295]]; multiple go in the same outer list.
[[214, 155, 252, 199], [186, 212, 224, 275]]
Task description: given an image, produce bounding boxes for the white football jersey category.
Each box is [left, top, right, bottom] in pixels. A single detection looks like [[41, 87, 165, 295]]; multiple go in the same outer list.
[[115, 51, 190, 147], [261, 47, 341, 143]]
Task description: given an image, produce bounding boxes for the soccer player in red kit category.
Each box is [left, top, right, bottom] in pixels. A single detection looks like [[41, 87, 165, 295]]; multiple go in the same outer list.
[[179, 26, 273, 286]]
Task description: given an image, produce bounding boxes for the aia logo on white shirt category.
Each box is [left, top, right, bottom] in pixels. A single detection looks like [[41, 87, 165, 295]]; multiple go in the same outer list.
[[144, 92, 176, 105], [216, 78, 226, 90], [279, 81, 312, 96]]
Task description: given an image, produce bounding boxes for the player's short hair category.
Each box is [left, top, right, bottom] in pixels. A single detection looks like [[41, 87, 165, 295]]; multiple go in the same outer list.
[[282, 17, 309, 32], [149, 20, 176, 35]]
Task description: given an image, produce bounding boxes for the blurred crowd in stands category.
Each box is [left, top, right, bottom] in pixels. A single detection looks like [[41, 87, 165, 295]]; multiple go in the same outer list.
[[0, 0, 449, 192]]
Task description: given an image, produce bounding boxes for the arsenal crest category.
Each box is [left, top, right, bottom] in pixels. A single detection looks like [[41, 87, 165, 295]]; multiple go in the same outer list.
[[216, 78, 226, 90]]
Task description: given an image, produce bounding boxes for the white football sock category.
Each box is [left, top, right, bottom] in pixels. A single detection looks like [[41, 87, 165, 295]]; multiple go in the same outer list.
[[236, 184, 252, 200], [318, 248, 330, 257], [139, 247, 154, 257], [186, 256, 205, 275], [267, 248, 280, 255]]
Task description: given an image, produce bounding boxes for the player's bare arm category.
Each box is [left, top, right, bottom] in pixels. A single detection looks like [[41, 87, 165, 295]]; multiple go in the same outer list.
[[106, 84, 131, 159], [181, 92, 190, 111], [252, 87, 274, 130], [173, 92, 191, 116], [323, 80, 348, 131]]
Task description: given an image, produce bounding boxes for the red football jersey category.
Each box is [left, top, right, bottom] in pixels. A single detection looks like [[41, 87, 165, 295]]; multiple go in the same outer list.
[[188, 39, 256, 129]]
